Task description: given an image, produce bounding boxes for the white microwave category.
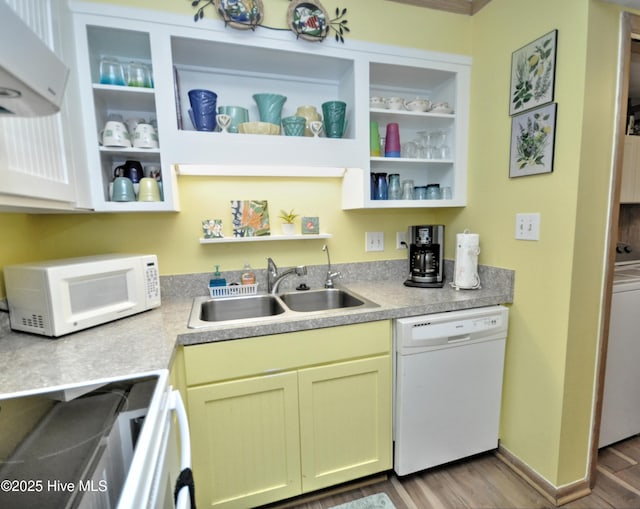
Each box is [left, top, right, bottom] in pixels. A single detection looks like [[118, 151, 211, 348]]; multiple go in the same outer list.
[[4, 254, 160, 337]]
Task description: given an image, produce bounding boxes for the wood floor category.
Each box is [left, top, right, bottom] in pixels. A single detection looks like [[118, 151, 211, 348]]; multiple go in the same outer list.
[[263, 435, 640, 509]]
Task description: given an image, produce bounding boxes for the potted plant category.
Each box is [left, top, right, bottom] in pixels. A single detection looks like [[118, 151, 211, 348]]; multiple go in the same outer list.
[[278, 209, 298, 235]]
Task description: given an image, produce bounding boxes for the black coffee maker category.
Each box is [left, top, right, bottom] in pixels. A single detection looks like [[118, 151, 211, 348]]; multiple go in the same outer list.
[[404, 225, 444, 288]]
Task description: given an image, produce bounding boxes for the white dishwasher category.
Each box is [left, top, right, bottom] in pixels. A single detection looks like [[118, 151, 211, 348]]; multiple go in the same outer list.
[[394, 305, 509, 476]]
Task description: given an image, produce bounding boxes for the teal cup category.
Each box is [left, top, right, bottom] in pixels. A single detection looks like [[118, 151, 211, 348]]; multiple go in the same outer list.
[[253, 93, 287, 126], [110, 176, 136, 202], [322, 101, 347, 138], [281, 115, 306, 136], [218, 105, 249, 133]]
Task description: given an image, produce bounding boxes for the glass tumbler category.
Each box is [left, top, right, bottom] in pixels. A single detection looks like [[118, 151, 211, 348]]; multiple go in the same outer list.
[[401, 179, 414, 200], [426, 184, 441, 200], [414, 186, 427, 200], [374, 172, 388, 200], [128, 61, 152, 87], [99, 57, 126, 86], [388, 174, 401, 199]]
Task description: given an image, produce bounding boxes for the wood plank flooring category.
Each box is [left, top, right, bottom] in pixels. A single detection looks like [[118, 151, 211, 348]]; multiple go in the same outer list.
[[262, 435, 640, 509]]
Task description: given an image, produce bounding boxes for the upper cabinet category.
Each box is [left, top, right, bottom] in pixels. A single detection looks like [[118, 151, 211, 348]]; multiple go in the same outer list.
[[68, 2, 470, 212], [343, 57, 470, 209], [0, 0, 90, 212], [72, 14, 178, 212]]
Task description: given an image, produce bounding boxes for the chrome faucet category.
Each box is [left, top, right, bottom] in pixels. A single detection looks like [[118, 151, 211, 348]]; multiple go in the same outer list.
[[322, 244, 342, 288], [266, 257, 307, 294]]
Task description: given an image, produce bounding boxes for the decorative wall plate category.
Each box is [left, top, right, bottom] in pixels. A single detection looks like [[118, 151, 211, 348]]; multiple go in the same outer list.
[[214, 0, 264, 30], [287, 0, 330, 42]]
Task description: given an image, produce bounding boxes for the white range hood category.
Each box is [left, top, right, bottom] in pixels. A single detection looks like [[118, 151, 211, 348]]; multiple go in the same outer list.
[[0, 1, 69, 116]]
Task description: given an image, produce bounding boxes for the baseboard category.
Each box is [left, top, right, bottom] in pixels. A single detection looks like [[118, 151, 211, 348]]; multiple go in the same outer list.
[[496, 445, 591, 506]]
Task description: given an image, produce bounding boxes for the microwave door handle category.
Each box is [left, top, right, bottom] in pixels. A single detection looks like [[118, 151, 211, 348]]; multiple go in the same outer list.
[[170, 389, 195, 509]]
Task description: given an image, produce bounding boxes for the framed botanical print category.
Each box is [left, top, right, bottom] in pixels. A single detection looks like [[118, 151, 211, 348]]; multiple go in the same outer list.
[[509, 102, 557, 178], [509, 29, 557, 116]]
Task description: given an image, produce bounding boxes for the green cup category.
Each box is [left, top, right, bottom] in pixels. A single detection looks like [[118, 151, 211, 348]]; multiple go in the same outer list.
[[281, 115, 306, 136], [370, 121, 381, 156], [217, 105, 249, 133], [322, 101, 347, 138]]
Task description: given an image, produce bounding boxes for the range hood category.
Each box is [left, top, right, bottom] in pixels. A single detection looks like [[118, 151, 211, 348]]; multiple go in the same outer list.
[[0, 1, 69, 117]]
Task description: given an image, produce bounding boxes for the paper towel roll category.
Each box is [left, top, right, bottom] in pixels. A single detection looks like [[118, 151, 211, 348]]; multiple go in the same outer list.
[[453, 231, 481, 289]]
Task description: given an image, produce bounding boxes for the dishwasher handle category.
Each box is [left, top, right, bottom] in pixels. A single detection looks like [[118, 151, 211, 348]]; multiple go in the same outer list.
[[448, 334, 471, 343]]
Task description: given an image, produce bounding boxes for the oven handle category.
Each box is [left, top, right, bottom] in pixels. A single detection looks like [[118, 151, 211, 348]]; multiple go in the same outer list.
[[169, 389, 195, 509]]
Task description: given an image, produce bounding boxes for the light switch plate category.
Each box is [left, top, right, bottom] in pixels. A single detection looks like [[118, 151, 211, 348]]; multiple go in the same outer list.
[[515, 213, 540, 241], [365, 232, 384, 252]]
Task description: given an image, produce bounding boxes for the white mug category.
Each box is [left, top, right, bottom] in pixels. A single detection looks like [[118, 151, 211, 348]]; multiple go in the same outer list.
[[133, 123, 159, 149], [126, 117, 145, 137], [101, 121, 131, 147]]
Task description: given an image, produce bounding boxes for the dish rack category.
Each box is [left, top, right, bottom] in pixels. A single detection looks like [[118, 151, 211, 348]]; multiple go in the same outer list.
[[208, 283, 258, 298]]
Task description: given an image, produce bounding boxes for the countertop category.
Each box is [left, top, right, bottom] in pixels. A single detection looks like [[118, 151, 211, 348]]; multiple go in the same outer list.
[[0, 263, 514, 398]]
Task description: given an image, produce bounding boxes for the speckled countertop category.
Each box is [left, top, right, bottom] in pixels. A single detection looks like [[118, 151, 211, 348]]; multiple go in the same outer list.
[[0, 260, 514, 398]]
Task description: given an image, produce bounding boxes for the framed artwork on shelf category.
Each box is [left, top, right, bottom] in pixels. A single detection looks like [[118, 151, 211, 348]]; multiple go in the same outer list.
[[230, 200, 271, 237], [509, 102, 557, 178], [509, 29, 557, 116], [301, 216, 320, 234], [202, 219, 224, 238]]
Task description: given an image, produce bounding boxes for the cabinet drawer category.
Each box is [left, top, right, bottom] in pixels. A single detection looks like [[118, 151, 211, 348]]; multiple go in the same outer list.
[[184, 321, 391, 386]]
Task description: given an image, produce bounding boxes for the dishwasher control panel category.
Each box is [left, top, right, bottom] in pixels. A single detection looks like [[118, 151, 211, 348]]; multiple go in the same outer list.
[[396, 305, 508, 349]]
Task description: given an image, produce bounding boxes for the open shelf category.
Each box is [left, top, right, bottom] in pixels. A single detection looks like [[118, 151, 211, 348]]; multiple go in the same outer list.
[[200, 234, 332, 244]]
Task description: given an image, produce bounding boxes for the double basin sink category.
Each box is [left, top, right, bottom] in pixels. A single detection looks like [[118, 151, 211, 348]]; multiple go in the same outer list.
[[188, 288, 378, 328]]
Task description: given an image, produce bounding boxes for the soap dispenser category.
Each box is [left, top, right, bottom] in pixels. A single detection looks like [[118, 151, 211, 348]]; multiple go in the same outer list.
[[209, 265, 227, 288], [241, 261, 256, 285]]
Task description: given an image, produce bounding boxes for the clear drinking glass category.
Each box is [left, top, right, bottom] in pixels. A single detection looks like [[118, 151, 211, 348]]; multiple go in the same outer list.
[[388, 174, 401, 199], [127, 61, 152, 87], [401, 179, 414, 200], [99, 57, 126, 86]]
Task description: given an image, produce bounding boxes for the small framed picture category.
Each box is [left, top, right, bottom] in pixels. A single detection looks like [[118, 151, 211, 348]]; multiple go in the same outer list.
[[509, 102, 557, 178], [509, 29, 557, 116], [301, 216, 320, 234], [202, 219, 224, 238]]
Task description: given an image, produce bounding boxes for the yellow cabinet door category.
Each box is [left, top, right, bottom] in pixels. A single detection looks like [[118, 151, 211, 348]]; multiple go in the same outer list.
[[298, 355, 392, 492], [187, 372, 302, 509]]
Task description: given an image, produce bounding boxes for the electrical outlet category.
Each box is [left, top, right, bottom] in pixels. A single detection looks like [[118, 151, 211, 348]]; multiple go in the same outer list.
[[515, 213, 540, 241], [365, 232, 385, 252], [396, 231, 407, 250]]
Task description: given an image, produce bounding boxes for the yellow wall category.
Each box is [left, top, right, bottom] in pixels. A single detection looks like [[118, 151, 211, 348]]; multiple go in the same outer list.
[[437, 0, 620, 487], [0, 0, 626, 491]]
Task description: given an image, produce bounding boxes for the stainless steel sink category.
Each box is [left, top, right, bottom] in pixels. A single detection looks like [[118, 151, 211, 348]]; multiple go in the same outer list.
[[279, 288, 375, 312], [188, 295, 285, 328], [188, 288, 378, 328]]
